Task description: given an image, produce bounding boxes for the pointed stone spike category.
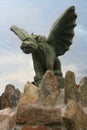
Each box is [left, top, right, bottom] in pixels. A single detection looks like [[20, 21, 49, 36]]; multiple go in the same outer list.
[[64, 100, 87, 130], [79, 77, 87, 107], [64, 71, 81, 104], [39, 70, 60, 106]]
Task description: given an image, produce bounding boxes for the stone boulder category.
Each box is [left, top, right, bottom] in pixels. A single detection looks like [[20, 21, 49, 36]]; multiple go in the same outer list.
[[0, 108, 16, 130], [1, 84, 21, 109]]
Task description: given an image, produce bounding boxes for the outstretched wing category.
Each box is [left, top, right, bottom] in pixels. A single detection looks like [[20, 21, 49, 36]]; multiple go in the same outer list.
[[48, 6, 77, 56]]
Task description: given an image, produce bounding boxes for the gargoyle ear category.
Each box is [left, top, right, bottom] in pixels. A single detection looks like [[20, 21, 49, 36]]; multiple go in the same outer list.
[[35, 35, 47, 42]]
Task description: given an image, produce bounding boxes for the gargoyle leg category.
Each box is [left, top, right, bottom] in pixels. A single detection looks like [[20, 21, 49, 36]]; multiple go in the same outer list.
[[54, 58, 62, 76], [32, 54, 44, 86]]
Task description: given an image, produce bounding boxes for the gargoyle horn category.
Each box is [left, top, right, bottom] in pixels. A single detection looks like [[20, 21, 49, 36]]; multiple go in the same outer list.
[[10, 26, 30, 41]]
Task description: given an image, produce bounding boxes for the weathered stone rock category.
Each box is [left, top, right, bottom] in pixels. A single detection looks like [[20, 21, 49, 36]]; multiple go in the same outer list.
[[22, 125, 48, 130], [18, 81, 39, 106], [13, 125, 48, 130], [56, 76, 65, 89], [64, 71, 81, 104], [11, 124, 49, 130], [39, 70, 60, 106], [63, 100, 87, 130], [16, 75, 63, 125], [0, 108, 16, 130], [79, 77, 87, 107], [1, 84, 21, 109], [16, 81, 39, 124], [16, 104, 62, 125], [47, 125, 66, 130]]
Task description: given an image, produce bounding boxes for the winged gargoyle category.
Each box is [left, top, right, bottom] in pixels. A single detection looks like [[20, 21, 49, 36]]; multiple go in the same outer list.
[[10, 6, 77, 86]]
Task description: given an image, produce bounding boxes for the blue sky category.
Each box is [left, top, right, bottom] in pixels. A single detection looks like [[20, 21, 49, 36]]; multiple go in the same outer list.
[[0, 0, 87, 94]]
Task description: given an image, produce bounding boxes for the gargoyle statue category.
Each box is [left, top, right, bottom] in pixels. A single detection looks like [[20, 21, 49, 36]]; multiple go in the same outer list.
[[10, 6, 77, 86]]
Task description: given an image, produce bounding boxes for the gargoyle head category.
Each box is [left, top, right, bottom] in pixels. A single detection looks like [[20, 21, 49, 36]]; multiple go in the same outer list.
[[20, 35, 38, 54], [21, 34, 47, 54], [10, 26, 47, 54]]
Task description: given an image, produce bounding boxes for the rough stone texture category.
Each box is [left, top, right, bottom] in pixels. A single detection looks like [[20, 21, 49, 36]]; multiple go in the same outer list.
[[1, 84, 21, 109], [16, 81, 39, 124], [39, 70, 60, 106], [15, 71, 63, 125], [16, 104, 62, 125], [15, 70, 87, 130], [13, 125, 48, 130], [21, 126, 48, 130], [63, 100, 87, 130], [47, 126, 67, 130], [15, 71, 66, 130], [18, 81, 39, 107], [12, 124, 49, 130], [0, 108, 16, 130], [22, 126, 47, 130], [56, 76, 65, 89], [79, 77, 87, 107], [64, 71, 81, 104]]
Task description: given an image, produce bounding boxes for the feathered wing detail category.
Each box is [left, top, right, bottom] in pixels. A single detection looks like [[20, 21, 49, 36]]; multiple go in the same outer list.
[[48, 6, 77, 56]]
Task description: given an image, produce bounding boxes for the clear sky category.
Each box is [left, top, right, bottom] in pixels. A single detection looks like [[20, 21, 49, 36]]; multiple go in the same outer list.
[[0, 0, 87, 94]]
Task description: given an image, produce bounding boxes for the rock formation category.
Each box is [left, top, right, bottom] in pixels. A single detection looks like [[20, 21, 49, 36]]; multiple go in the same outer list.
[[79, 77, 87, 107], [0, 108, 16, 130], [1, 84, 21, 109], [14, 70, 87, 130], [0, 70, 87, 130], [21, 126, 48, 130], [39, 71, 60, 106], [64, 71, 81, 104]]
